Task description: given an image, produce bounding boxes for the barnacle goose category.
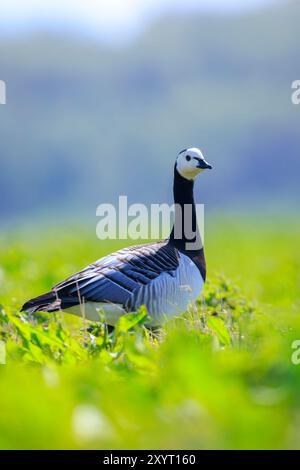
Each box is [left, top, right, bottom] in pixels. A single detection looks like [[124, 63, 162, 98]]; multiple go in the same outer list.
[[21, 148, 212, 326]]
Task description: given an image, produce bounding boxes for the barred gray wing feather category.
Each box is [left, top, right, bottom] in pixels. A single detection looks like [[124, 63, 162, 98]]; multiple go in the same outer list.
[[126, 252, 204, 324], [53, 242, 180, 309]]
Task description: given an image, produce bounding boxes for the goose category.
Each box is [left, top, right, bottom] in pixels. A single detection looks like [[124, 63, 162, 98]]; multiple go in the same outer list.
[[21, 148, 212, 326]]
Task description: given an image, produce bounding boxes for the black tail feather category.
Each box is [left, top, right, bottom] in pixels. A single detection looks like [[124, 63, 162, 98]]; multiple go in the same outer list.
[[21, 291, 59, 313]]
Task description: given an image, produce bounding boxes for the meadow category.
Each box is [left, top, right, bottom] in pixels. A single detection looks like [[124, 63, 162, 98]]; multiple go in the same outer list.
[[0, 216, 299, 449]]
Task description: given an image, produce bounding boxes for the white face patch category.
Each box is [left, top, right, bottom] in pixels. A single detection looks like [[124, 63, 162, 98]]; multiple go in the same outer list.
[[176, 148, 207, 180]]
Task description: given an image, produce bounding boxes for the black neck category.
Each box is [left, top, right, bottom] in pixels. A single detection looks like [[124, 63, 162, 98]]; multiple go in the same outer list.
[[168, 166, 202, 255]]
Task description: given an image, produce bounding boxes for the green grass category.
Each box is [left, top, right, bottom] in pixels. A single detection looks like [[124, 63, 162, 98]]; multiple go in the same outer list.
[[0, 217, 299, 449]]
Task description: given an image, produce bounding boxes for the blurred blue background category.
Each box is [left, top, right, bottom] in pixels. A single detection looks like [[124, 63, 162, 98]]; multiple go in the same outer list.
[[0, 0, 299, 225]]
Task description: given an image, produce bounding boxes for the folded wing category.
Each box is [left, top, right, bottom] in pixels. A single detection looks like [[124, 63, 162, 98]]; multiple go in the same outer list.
[[53, 241, 180, 310]]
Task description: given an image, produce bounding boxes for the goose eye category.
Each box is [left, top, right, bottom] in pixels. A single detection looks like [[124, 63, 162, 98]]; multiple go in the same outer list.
[[186, 155, 191, 161]]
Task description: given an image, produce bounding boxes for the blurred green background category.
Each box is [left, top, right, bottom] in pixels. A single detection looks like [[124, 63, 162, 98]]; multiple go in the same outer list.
[[0, 0, 300, 451]]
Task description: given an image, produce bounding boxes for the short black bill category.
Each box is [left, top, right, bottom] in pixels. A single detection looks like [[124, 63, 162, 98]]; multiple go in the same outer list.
[[195, 158, 212, 169]]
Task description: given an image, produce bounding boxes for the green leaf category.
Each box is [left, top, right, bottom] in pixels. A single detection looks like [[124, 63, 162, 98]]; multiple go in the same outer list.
[[207, 315, 231, 346], [116, 307, 149, 333]]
